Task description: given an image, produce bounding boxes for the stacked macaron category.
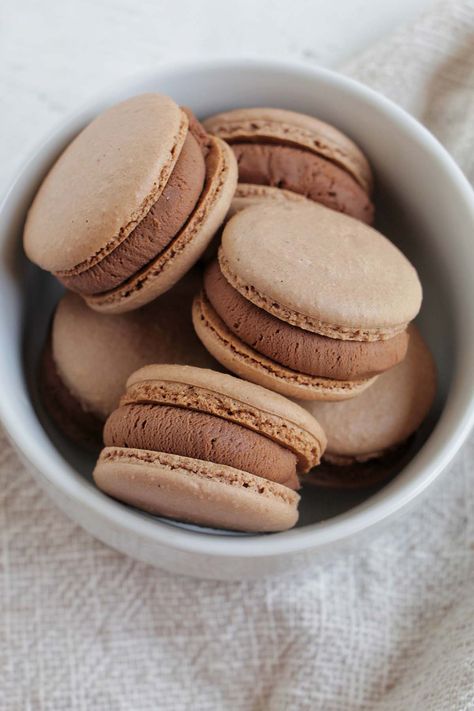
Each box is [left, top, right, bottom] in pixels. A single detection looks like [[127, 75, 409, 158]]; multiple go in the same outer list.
[[25, 92, 436, 532], [193, 202, 421, 400], [94, 365, 326, 532]]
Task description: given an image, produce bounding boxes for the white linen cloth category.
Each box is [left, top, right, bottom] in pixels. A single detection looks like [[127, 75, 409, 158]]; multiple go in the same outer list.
[[1, 1, 474, 708]]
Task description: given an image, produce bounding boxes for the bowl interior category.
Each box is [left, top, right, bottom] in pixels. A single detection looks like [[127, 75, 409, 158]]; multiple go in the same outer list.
[[1, 61, 474, 549]]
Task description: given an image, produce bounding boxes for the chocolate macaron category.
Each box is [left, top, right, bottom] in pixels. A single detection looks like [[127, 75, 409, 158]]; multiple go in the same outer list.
[[24, 94, 237, 313], [193, 202, 422, 401], [40, 271, 216, 447], [94, 365, 327, 532], [302, 326, 437, 488], [204, 107, 374, 223]]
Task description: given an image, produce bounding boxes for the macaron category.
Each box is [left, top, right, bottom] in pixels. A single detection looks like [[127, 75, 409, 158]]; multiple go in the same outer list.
[[94, 364, 327, 532], [193, 202, 422, 401], [204, 107, 374, 224], [40, 270, 216, 447], [24, 94, 237, 314], [302, 326, 437, 488]]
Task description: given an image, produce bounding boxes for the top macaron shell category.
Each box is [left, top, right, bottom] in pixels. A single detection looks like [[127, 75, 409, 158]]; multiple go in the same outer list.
[[219, 202, 422, 341]]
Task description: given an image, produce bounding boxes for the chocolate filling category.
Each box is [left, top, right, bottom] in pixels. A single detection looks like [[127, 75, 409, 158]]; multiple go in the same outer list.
[[104, 403, 300, 490], [59, 111, 209, 296], [231, 142, 374, 224], [39, 339, 103, 449], [204, 260, 408, 380]]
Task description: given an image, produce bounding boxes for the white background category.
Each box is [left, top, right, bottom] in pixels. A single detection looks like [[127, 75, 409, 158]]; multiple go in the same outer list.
[[0, 0, 435, 194]]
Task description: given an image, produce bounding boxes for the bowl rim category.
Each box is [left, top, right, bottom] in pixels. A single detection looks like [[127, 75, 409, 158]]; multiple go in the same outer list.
[[1, 57, 474, 559]]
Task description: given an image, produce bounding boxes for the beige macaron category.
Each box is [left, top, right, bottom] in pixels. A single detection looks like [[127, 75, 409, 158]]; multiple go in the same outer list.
[[193, 202, 422, 401], [94, 364, 327, 532], [204, 107, 374, 224], [40, 270, 216, 447], [302, 326, 437, 487], [24, 94, 237, 314]]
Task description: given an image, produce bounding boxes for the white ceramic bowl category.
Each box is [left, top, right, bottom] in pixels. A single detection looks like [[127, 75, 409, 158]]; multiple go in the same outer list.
[[1, 59, 473, 580]]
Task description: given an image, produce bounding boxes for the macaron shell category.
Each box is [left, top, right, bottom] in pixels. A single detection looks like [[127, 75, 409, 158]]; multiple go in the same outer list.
[[24, 94, 187, 273], [85, 137, 237, 313], [94, 447, 299, 532], [228, 183, 309, 219], [52, 272, 216, 419], [124, 363, 327, 471], [203, 107, 373, 193], [192, 291, 377, 401], [301, 326, 437, 458], [220, 202, 422, 341]]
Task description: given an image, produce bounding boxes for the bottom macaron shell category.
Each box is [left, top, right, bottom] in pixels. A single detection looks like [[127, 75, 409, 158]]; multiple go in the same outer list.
[[192, 292, 377, 401], [85, 137, 237, 314], [94, 447, 300, 533]]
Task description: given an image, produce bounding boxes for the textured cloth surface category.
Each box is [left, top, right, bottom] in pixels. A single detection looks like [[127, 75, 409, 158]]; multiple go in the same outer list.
[[2, 2, 474, 709]]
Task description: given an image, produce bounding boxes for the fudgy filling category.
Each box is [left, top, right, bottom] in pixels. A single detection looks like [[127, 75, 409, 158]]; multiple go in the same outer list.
[[59, 112, 209, 296], [39, 339, 103, 448], [104, 403, 300, 490], [231, 142, 374, 224], [204, 260, 409, 380]]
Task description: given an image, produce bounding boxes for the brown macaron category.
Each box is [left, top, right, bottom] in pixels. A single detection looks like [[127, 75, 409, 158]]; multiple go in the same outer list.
[[193, 202, 422, 401], [94, 364, 327, 532], [302, 326, 437, 488], [204, 107, 374, 223], [24, 94, 237, 314], [40, 270, 217, 448]]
